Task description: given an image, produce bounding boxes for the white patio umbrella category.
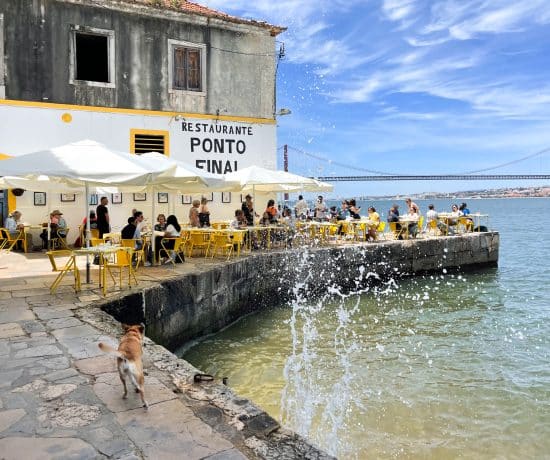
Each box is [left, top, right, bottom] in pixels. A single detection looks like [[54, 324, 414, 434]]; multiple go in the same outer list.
[[0, 139, 177, 280], [223, 165, 333, 193]]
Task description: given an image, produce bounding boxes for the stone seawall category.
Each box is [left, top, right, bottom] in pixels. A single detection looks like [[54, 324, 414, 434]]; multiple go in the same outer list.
[[102, 232, 499, 352]]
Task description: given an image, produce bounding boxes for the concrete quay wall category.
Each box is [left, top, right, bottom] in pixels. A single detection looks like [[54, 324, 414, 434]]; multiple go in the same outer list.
[[102, 232, 499, 352]]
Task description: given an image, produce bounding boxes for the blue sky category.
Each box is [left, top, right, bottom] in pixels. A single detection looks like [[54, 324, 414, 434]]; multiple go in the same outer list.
[[201, 0, 550, 197]]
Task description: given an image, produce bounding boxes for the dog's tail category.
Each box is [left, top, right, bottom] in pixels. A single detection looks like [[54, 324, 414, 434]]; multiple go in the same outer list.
[[98, 342, 124, 359]]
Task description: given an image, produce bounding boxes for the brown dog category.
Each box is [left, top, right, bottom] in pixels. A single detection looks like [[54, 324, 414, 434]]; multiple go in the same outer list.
[[98, 324, 148, 409]]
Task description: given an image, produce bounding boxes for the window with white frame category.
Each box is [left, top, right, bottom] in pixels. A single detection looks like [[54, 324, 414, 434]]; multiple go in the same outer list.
[[168, 39, 206, 94], [70, 25, 115, 87]]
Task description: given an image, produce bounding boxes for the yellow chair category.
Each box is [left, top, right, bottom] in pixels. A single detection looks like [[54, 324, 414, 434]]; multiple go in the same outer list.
[[105, 248, 137, 288], [208, 232, 233, 260], [355, 222, 368, 241], [46, 250, 81, 294], [0, 227, 27, 252], [389, 221, 404, 240], [427, 219, 439, 236], [121, 238, 146, 268], [230, 230, 246, 257], [160, 237, 186, 265], [187, 231, 211, 257], [375, 221, 386, 240], [51, 227, 70, 250], [458, 217, 474, 233]]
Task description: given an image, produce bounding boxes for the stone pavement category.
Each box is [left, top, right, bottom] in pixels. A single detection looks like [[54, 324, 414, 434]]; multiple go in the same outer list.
[[0, 251, 333, 460]]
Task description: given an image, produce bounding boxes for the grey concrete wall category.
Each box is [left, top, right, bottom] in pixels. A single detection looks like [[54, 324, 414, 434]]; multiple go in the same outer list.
[[0, 0, 276, 117], [102, 232, 499, 351]]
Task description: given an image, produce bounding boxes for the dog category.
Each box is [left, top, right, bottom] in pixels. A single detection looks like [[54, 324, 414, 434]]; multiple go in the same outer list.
[[98, 323, 148, 409]]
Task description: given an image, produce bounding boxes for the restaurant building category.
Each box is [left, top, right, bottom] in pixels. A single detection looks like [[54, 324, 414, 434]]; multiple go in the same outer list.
[[0, 0, 285, 239]]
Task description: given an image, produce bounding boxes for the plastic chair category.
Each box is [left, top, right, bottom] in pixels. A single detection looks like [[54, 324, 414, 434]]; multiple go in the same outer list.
[[46, 250, 81, 294], [389, 221, 404, 240], [208, 232, 233, 260], [0, 227, 27, 252], [230, 230, 246, 256], [121, 238, 145, 267], [187, 231, 211, 257], [160, 237, 186, 265], [375, 221, 386, 240], [105, 248, 137, 288]]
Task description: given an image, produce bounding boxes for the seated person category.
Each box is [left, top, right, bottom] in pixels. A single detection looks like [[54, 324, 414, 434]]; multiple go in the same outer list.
[[406, 208, 420, 238], [260, 211, 272, 226], [5, 210, 31, 251], [156, 214, 181, 264], [448, 204, 462, 229], [459, 203, 474, 231], [231, 209, 248, 229], [40, 210, 65, 249], [387, 205, 403, 238], [154, 213, 167, 231], [426, 204, 447, 234], [367, 206, 380, 241], [121, 216, 137, 240], [348, 199, 361, 220]]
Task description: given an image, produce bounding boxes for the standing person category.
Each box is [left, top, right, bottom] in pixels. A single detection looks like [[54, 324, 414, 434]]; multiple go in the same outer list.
[[189, 199, 200, 227], [294, 195, 309, 219], [405, 197, 420, 215], [241, 194, 257, 226], [96, 196, 110, 238], [314, 195, 328, 220], [198, 197, 211, 227], [265, 199, 278, 223]]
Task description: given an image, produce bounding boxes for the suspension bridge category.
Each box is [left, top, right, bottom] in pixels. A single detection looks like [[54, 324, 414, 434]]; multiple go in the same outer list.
[[279, 145, 550, 182]]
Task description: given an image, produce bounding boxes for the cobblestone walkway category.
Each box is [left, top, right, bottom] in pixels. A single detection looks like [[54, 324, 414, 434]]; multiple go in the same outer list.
[[0, 251, 248, 459]]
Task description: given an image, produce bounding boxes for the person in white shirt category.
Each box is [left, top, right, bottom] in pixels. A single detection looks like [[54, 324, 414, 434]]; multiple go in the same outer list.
[[426, 204, 447, 234], [314, 196, 328, 221], [156, 214, 181, 264], [294, 195, 309, 220]]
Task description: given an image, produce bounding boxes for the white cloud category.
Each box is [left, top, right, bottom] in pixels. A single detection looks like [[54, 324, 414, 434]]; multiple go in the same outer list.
[[382, 0, 418, 22]]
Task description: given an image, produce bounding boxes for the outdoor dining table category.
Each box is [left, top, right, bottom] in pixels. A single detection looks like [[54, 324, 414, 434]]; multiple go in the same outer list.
[[397, 217, 420, 239], [73, 245, 133, 296]]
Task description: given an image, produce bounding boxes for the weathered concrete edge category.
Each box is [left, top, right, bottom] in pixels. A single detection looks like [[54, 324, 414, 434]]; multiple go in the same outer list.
[[81, 232, 498, 459]]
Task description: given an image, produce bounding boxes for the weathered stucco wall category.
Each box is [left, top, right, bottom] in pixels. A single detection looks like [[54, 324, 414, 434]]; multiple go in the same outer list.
[[0, 0, 277, 117], [102, 233, 499, 351]]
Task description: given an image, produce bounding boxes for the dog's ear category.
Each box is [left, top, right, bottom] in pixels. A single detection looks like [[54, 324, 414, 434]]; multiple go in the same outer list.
[[138, 323, 145, 334], [122, 323, 130, 331]]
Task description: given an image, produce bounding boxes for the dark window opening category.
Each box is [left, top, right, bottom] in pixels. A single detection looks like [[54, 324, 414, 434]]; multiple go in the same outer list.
[[75, 33, 109, 83], [173, 47, 201, 91], [134, 134, 166, 155]]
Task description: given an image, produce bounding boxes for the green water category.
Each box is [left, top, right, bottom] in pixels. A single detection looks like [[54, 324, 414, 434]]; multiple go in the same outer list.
[[183, 198, 550, 459]]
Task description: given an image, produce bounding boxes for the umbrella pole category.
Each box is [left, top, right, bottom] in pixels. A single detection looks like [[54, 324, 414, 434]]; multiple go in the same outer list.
[[85, 182, 91, 284], [151, 186, 156, 264]]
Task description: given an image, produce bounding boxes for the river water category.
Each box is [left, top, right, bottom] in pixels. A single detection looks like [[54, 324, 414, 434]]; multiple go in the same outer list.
[[182, 198, 550, 459]]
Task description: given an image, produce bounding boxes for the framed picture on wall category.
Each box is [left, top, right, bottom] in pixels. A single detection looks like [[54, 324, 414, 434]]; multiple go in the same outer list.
[[221, 192, 231, 203], [158, 192, 169, 204], [133, 193, 147, 202], [111, 193, 122, 204], [60, 193, 76, 202], [182, 195, 192, 204], [34, 192, 46, 206], [89, 194, 98, 206], [202, 192, 214, 202]]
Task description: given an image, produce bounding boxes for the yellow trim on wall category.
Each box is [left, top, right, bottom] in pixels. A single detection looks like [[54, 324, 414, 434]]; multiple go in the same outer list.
[[0, 99, 276, 125], [7, 191, 16, 213], [130, 129, 170, 156]]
